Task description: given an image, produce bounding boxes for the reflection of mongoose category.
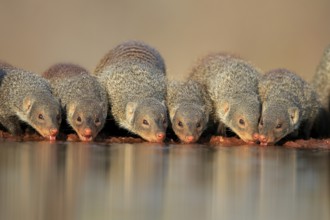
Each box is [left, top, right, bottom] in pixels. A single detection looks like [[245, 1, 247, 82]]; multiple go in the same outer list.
[[190, 53, 261, 143], [42, 63, 108, 141], [166, 79, 212, 143], [0, 62, 61, 140], [94, 41, 168, 142], [258, 69, 321, 145]]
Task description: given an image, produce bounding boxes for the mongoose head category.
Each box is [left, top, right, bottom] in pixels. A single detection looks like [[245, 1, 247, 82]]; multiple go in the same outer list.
[[258, 103, 300, 145], [67, 99, 107, 142], [19, 95, 62, 141], [216, 95, 260, 143], [171, 104, 208, 143], [125, 98, 168, 143]]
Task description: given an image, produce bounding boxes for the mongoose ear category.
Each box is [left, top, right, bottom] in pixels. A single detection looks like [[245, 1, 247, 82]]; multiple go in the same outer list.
[[220, 101, 230, 116], [67, 103, 76, 117], [161, 100, 166, 107], [169, 106, 179, 121], [126, 102, 138, 123], [23, 97, 33, 113], [288, 107, 299, 125]]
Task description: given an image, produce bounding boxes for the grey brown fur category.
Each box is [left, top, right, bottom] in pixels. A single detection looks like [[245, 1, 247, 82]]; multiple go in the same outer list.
[[42, 63, 108, 141], [312, 44, 330, 110], [190, 53, 261, 143], [0, 62, 61, 140], [258, 69, 321, 145], [166, 79, 212, 143], [311, 44, 330, 136], [94, 41, 168, 142]]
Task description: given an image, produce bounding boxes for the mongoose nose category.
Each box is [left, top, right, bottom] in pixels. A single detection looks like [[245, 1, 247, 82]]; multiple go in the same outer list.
[[253, 133, 259, 140], [259, 135, 268, 143], [48, 129, 58, 141], [84, 128, 92, 136], [50, 128, 59, 136], [156, 132, 165, 141], [185, 135, 195, 143]]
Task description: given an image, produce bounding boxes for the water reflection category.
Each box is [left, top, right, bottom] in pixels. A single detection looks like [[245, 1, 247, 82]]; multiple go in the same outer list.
[[0, 142, 329, 220]]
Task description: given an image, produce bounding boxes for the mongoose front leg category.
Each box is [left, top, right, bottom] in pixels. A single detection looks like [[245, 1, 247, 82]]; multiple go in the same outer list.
[[216, 122, 227, 137], [0, 116, 23, 135], [301, 119, 314, 140], [290, 129, 299, 139]]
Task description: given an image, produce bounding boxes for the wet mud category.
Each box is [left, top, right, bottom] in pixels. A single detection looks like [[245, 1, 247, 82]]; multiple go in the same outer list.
[[1, 127, 330, 149], [0, 118, 329, 148]]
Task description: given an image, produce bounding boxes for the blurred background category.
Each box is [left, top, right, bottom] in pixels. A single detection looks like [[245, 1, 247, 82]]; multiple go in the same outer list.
[[0, 0, 330, 80]]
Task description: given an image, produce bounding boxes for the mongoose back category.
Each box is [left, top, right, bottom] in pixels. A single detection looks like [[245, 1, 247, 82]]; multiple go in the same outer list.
[[42, 63, 108, 141], [0, 62, 61, 140], [94, 41, 168, 142], [166, 79, 212, 143], [258, 69, 321, 145], [190, 53, 261, 143]]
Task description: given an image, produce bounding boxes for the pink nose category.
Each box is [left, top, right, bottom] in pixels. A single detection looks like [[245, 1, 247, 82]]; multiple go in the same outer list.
[[253, 133, 259, 140], [259, 135, 268, 143], [156, 132, 165, 141], [84, 128, 92, 136], [50, 128, 58, 136], [185, 135, 195, 143]]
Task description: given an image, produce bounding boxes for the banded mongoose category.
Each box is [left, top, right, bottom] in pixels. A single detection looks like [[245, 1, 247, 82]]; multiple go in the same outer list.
[[312, 44, 330, 110], [94, 41, 168, 143], [190, 53, 261, 143], [0, 62, 61, 140], [311, 44, 330, 136], [258, 69, 321, 145], [42, 63, 108, 141], [166, 79, 212, 143]]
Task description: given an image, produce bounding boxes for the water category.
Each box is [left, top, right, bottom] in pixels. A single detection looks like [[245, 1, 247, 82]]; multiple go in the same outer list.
[[0, 141, 329, 220]]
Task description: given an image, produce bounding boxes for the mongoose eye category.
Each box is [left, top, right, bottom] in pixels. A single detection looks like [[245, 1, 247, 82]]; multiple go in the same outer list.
[[196, 122, 201, 128], [239, 119, 245, 126], [143, 119, 149, 125], [178, 121, 183, 127], [56, 114, 61, 122], [77, 116, 82, 123], [163, 118, 167, 124], [38, 114, 44, 120], [259, 119, 264, 126], [276, 123, 282, 129]]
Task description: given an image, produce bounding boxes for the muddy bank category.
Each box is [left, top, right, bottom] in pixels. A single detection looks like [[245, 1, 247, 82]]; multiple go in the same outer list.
[[0, 129, 330, 149], [209, 135, 330, 149]]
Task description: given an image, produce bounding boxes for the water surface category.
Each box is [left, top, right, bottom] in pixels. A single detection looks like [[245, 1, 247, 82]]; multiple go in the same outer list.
[[0, 142, 329, 220]]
